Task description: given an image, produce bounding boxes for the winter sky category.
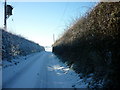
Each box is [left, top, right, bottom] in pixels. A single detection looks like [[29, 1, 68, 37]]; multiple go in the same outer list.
[[0, 1, 98, 46]]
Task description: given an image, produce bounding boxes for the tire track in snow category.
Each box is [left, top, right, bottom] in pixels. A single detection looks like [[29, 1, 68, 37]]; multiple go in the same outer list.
[[35, 52, 49, 88]]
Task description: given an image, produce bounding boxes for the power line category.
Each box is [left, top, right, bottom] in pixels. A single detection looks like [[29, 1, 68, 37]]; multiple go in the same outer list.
[[52, 2, 69, 42], [53, 2, 69, 32]]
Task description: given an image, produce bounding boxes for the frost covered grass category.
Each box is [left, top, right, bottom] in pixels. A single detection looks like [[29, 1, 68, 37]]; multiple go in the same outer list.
[[1, 29, 45, 61], [2, 52, 38, 69]]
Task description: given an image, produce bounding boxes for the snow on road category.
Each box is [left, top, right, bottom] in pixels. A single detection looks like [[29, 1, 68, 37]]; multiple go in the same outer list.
[[3, 51, 88, 88]]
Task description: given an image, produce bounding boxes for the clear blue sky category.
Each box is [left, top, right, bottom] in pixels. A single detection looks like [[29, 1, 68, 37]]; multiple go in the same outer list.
[[0, 2, 98, 46]]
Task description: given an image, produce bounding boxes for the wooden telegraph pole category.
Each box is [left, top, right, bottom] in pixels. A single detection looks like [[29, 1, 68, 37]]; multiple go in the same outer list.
[[4, 0, 7, 30], [4, 0, 13, 30], [53, 34, 55, 43]]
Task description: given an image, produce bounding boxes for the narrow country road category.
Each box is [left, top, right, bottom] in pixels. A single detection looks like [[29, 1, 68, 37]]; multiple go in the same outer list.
[[3, 51, 83, 88]]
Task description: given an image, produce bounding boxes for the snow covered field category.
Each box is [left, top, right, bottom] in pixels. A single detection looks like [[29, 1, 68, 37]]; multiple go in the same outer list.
[[2, 51, 90, 88]]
